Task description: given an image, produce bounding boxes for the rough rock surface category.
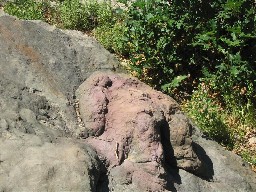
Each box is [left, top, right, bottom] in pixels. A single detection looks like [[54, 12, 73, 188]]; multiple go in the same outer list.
[[0, 10, 256, 192], [0, 133, 102, 191], [0, 10, 118, 191], [76, 71, 202, 191], [77, 71, 256, 191], [0, 9, 121, 136]]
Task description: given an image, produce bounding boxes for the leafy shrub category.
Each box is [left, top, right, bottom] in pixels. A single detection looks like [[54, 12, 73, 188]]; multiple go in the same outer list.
[[57, 0, 88, 30], [117, 0, 256, 150], [5, 0, 116, 32], [119, 0, 256, 101], [57, 0, 113, 31], [93, 23, 128, 55], [92, 7, 128, 55], [4, 0, 48, 20], [77, 3, 131, 58], [190, 0, 256, 113], [183, 83, 233, 146]]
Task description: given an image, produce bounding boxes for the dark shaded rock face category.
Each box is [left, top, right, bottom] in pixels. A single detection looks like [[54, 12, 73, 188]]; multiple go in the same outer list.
[[0, 10, 256, 191]]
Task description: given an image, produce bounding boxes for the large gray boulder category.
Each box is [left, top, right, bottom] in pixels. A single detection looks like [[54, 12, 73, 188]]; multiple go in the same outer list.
[[0, 9, 121, 136], [0, 10, 118, 191], [0, 133, 102, 191], [0, 10, 255, 191]]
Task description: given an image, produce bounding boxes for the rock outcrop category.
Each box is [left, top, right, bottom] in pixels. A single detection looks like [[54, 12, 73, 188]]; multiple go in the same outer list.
[[0, 10, 255, 191], [0, 9, 121, 137], [76, 71, 202, 191], [76, 71, 256, 191], [0, 10, 118, 191]]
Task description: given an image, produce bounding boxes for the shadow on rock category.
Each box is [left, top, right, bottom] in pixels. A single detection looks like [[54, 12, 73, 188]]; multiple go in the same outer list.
[[192, 142, 214, 181], [96, 172, 110, 192], [159, 119, 180, 191], [159, 119, 176, 166], [165, 165, 181, 192]]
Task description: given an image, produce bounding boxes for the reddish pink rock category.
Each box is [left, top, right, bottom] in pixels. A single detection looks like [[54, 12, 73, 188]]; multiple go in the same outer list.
[[76, 71, 202, 191]]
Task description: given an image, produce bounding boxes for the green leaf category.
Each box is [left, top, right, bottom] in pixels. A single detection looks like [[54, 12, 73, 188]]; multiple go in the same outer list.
[[146, 13, 154, 21], [171, 75, 187, 87], [161, 75, 187, 91], [230, 66, 240, 76]]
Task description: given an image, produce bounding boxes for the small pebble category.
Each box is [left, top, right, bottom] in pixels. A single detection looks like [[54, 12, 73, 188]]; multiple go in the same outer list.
[[248, 137, 256, 145]]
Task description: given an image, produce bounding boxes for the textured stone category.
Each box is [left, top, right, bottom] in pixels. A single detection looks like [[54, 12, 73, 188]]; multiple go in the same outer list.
[[249, 137, 256, 145], [0, 9, 121, 136], [0, 133, 102, 192], [76, 72, 201, 174], [76, 71, 256, 191], [0, 10, 256, 192], [0, 11, 119, 192]]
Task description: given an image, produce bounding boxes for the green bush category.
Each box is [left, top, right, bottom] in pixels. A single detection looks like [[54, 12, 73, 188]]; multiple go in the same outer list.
[[4, 0, 48, 20], [58, 0, 90, 30], [241, 151, 256, 168], [58, 0, 113, 31], [183, 83, 233, 146], [117, 0, 256, 146], [93, 23, 128, 55], [92, 7, 128, 55], [5, 0, 116, 32], [120, 0, 256, 100]]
